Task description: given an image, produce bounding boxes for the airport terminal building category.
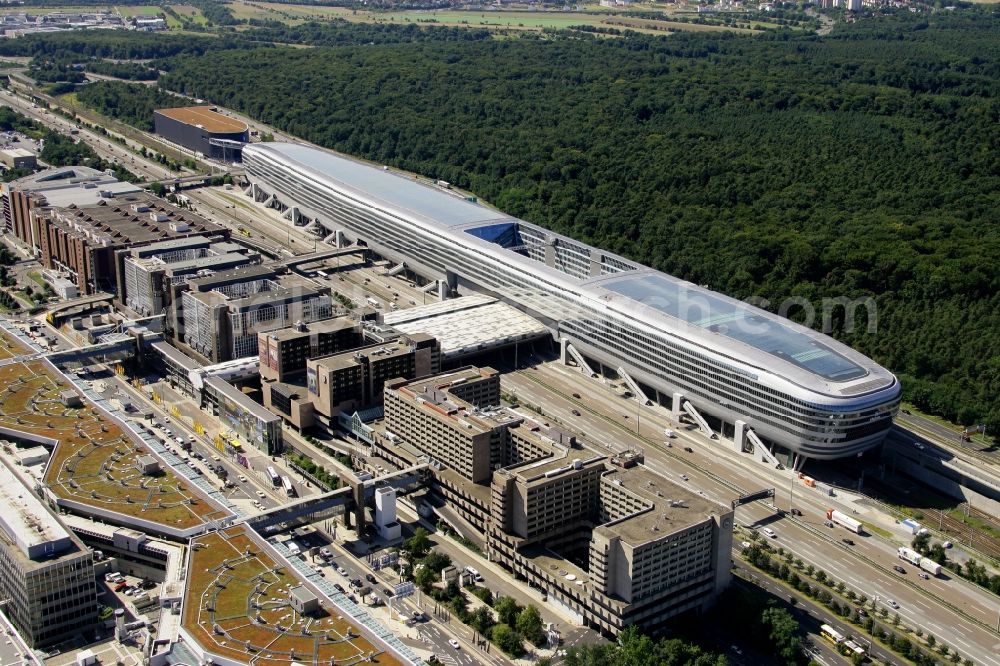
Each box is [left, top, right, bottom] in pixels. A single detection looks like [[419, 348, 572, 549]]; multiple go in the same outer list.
[[243, 142, 901, 464]]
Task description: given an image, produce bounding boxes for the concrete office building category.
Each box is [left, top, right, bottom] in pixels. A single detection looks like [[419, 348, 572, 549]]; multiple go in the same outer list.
[[245, 142, 900, 464], [375, 366, 732, 636], [2, 166, 139, 254], [0, 459, 97, 648], [490, 459, 732, 636], [153, 106, 248, 162], [2, 170, 226, 294], [258, 317, 362, 382], [383, 368, 504, 483], [180, 266, 334, 362], [263, 333, 440, 430], [117, 235, 258, 317]]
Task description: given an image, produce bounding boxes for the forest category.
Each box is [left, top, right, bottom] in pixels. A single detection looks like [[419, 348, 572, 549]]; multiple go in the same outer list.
[[19, 8, 1000, 431]]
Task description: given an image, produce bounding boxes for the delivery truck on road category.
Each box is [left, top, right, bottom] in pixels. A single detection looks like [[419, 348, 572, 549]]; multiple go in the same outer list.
[[898, 547, 942, 576], [826, 508, 863, 534]]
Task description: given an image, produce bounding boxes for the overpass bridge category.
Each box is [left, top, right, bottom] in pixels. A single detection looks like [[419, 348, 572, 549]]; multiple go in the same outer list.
[[244, 463, 430, 535]]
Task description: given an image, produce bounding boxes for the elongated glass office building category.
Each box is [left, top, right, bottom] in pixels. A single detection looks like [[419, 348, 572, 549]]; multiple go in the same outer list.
[[244, 143, 900, 461]]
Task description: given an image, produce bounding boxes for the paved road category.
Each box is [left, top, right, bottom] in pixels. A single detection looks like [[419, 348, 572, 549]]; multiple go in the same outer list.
[[505, 361, 1000, 666], [0, 88, 174, 181]]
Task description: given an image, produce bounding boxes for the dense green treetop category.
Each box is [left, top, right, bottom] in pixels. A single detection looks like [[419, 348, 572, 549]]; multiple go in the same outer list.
[[12, 8, 1000, 430]]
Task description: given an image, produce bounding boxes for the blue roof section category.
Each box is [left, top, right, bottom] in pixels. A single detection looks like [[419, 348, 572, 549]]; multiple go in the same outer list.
[[268, 143, 505, 228], [603, 274, 868, 382]]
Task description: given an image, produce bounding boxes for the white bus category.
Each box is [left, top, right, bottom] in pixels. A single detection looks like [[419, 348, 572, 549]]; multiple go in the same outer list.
[[282, 476, 295, 497], [266, 466, 280, 487]]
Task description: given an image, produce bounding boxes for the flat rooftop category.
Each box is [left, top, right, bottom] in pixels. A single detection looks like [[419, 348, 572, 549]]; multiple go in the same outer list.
[[313, 337, 413, 371], [267, 317, 356, 342], [383, 295, 548, 358], [0, 457, 73, 560], [597, 464, 722, 546], [155, 106, 248, 134], [51, 192, 225, 245], [184, 527, 403, 666], [0, 359, 220, 531]]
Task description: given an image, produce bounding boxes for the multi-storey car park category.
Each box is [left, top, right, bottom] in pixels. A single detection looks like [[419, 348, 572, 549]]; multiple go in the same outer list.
[[243, 143, 901, 465]]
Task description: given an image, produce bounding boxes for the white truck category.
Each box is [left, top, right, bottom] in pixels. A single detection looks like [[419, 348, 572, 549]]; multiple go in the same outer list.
[[826, 508, 863, 534], [919, 558, 942, 576], [898, 547, 942, 576]]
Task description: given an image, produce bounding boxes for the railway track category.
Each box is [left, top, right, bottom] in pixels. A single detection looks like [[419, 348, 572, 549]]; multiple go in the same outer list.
[[923, 506, 1000, 563]]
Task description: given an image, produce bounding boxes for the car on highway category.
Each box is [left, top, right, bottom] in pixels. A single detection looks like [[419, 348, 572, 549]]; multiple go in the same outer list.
[[365, 573, 377, 584], [886, 599, 899, 609], [893, 565, 906, 574], [664, 429, 677, 438], [919, 572, 930, 580], [762, 527, 777, 539], [255, 490, 266, 498], [679, 473, 689, 481], [212, 455, 221, 461], [683, 446, 694, 453], [571, 409, 581, 416], [238, 475, 247, 482], [336, 566, 348, 576], [824, 520, 835, 528], [572, 393, 581, 399], [448, 639, 461, 650], [842, 538, 855, 546]]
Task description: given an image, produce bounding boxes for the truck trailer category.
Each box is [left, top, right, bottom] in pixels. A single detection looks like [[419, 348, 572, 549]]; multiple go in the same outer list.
[[897, 547, 942, 576], [919, 558, 942, 576], [826, 508, 863, 534]]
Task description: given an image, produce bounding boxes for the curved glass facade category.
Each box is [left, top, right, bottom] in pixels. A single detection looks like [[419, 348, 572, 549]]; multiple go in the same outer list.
[[244, 143, 900, 460]]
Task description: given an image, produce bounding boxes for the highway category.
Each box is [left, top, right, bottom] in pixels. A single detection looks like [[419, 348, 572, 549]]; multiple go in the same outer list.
[[503, 360, 1000, 666], [0, 87, 176, 182]]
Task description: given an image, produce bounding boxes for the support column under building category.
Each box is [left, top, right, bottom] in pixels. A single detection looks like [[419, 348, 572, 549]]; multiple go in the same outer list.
[[734, 419, 747, 453], [672, 392, 684, 420]]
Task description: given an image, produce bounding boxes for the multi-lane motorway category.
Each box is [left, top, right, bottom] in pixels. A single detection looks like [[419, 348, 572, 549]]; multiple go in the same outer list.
[[504, 361, 1000, 665]]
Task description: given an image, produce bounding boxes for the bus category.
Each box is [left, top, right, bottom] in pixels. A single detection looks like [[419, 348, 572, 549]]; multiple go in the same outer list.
[[820, 624, 845, 645], [282, 476, 295, 498], [266, 466, 280, 487], [842, 640, 867, 660]]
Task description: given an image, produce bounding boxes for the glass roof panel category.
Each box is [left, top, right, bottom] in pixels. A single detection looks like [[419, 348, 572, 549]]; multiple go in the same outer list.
[[604, 274, 867, 381]]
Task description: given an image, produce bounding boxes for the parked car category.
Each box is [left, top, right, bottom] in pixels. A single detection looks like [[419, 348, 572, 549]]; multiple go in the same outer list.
[[114, 582, 127, 592], [336, 566, 348, 576], [333, 583, 345, 593]]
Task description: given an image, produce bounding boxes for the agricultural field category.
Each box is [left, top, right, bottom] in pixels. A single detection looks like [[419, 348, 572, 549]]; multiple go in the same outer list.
[[0, 359, 219, 529], [168, 3, 208, 25], [114, 5, 161, 18], [236, 1, 760, 35], [184, 527, 401, 666]]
